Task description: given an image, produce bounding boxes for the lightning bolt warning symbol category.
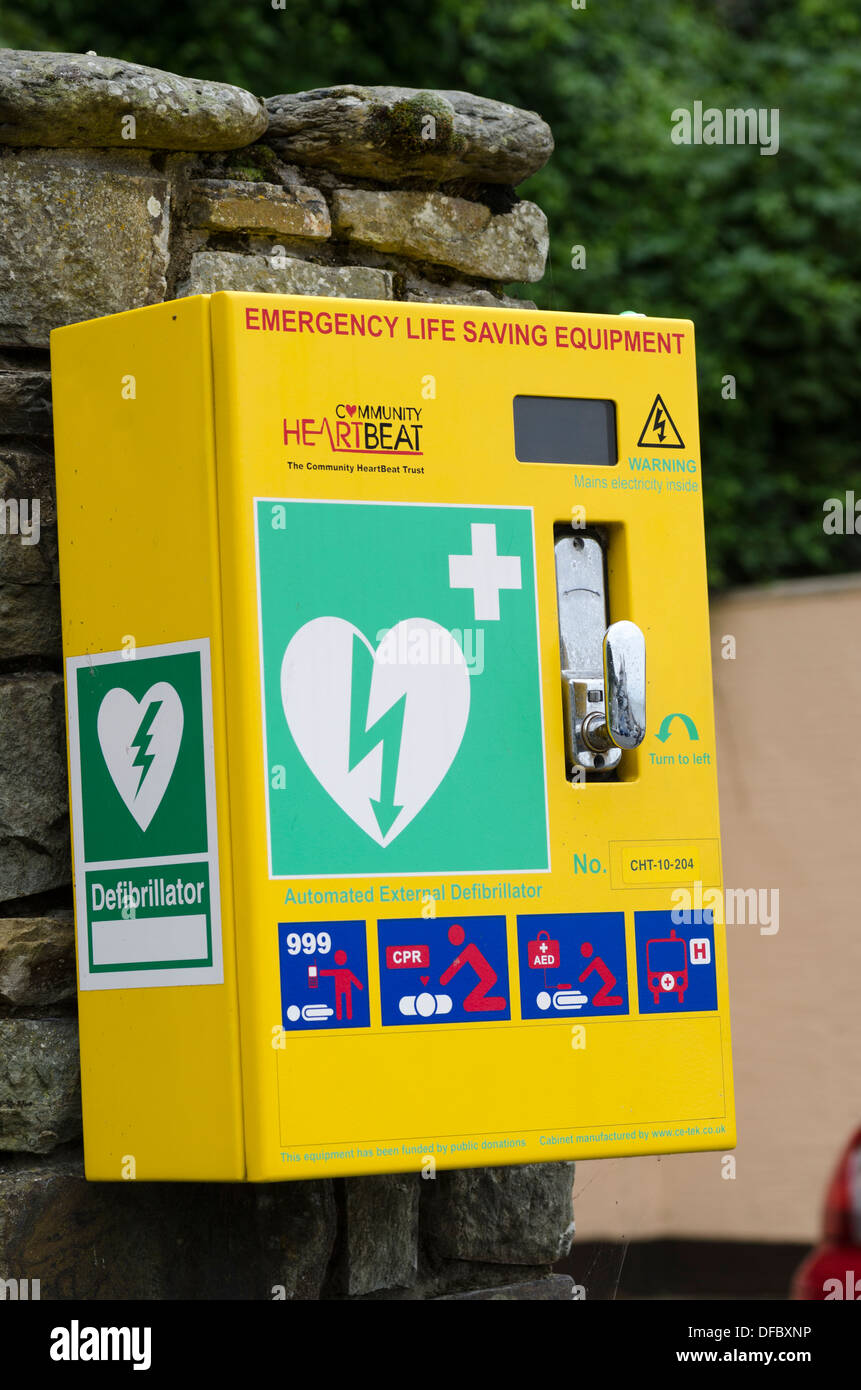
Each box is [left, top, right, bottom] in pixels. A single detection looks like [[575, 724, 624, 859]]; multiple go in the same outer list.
[[347, 635, 407, 838], [637, 394, 684, 449], [130, 699, 163, 796]]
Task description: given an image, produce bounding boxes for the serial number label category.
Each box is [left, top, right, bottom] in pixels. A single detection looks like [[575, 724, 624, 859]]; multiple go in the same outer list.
[[610, 839, 722, 889], [629, 856, 696, 873]]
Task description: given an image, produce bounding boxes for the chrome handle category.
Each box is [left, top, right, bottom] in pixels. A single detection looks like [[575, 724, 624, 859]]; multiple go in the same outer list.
[[554, 531, 645, 777], [581, 620, 646, 753]]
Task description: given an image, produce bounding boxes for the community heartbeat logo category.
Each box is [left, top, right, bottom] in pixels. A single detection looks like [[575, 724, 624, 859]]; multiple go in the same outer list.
[[96, 684, 183, 831], [282, 401, 423, 456], [281, 617, 470, 846]]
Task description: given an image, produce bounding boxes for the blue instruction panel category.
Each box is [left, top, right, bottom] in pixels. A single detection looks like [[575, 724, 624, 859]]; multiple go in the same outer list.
[[634, 910, 717, 1014], [278, 919, 371, 1031], [516, 911, 629, 1019], [377, 915, 510, 1026]]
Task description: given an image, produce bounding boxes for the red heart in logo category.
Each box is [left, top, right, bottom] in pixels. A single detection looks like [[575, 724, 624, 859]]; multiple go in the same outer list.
[[420, 975, 429, 985], [345, 404, 357, 417]]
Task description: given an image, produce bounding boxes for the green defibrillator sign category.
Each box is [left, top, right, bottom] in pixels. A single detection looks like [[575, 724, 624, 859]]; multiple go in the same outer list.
[[66, 639, 222, 990], [256, 499, 549, 879]]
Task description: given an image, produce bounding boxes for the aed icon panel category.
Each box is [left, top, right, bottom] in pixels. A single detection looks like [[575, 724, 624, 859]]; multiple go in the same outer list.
[[51, 292, 734, 1181]]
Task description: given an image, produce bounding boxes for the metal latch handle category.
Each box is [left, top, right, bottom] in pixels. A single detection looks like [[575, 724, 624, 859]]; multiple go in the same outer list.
[[581, 620, 646, 753]]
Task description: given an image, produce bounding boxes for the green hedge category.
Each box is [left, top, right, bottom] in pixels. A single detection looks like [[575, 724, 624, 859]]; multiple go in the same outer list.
[[5, 0, 860, 587]]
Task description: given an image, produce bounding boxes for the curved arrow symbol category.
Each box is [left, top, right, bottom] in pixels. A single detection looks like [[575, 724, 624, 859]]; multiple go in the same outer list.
[[656, 712, 699, 743]]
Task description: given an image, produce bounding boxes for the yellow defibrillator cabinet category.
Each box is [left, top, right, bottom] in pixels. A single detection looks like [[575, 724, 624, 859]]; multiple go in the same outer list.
[[51, 292, 734, 1180]]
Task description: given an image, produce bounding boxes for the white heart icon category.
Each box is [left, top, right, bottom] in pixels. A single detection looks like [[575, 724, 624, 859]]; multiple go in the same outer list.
[[97, 683, 184, 831], [281, 617, 471, 846]]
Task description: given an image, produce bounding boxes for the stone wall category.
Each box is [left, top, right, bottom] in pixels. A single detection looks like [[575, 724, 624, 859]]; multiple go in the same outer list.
[[0, 49, 575, 1300]]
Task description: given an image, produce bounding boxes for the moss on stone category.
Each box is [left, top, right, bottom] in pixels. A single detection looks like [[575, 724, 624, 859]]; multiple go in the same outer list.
[[367, 94, 467, 162], [224, 165, 265, 182], [223, 145, 280, 182]]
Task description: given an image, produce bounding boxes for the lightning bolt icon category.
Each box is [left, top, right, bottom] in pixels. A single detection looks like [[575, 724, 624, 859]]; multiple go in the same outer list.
[[638, 395, 682, 450], [130, 699, 163, 796], [348, 635, 406, 839]]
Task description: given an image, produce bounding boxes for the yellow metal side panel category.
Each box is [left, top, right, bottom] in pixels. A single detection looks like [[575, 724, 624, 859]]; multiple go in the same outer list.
[[52, 298, 245, 1179], [210, 292, 734, 1181]]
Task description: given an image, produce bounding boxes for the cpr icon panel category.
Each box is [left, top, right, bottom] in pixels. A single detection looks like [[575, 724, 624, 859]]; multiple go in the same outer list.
[[377, 916, 511, 1025], [52, 291, 734, 1182]]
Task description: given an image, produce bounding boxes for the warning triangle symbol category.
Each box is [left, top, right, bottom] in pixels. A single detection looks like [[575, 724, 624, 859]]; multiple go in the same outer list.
[[637, 394, 684, 449]]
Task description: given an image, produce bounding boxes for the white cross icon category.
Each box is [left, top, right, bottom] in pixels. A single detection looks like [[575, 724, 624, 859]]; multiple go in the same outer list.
[[448, 522, 522, 621]]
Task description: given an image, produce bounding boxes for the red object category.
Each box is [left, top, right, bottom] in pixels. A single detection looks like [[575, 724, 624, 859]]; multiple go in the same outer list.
[[823, 1125, 861, 1245], [578, 943, 623, 1007], [319, 948, 363, 1021], [792, 1246, 861, 1301], [646, 928, 688, 1005], [385, 944, 430, 970], [440, 922, 506, 1013], [792, 1126, 861, 1299], [528, 930, 559, 970]]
